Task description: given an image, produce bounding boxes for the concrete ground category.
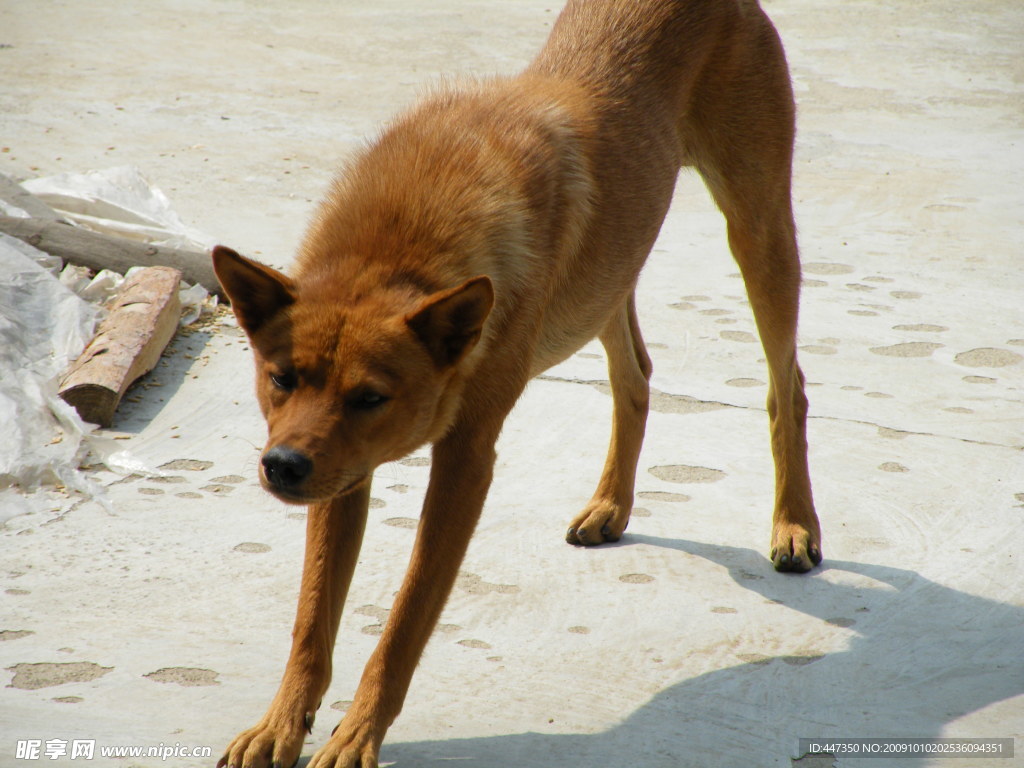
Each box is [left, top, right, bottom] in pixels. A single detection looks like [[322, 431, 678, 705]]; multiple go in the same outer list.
[[1, 1, 1022, 766]]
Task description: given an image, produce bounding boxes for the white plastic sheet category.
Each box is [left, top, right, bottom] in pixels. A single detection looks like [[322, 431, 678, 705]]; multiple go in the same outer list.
[[24, 167, 218, 324], [20, 165, 214, 252], [0, 168, 217, 521], [0, 234, 100, 520]]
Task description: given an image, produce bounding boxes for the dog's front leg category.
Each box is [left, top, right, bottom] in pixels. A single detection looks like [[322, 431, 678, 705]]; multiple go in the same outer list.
[[219, 483, 371, 768], [308, 424, 498, 768]]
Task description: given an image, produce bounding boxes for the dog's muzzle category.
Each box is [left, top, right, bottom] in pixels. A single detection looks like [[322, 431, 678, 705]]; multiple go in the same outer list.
[[261, 445, 313, 493]]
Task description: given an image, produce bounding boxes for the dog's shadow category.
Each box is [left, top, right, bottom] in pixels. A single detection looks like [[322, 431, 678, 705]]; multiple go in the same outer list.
[[357, 537, 1023, 767]]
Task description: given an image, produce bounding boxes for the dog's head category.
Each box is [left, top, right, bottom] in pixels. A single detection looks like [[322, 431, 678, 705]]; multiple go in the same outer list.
[[211, 245, 493, 504]]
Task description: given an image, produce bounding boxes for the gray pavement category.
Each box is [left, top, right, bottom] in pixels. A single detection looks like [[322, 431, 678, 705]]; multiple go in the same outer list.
[[1, 1, 1022, 766]]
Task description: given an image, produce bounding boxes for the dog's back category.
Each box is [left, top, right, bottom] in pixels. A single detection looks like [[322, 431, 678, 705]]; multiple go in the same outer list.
[[532, 0, 730, 96], [299, 1, 785, 372]]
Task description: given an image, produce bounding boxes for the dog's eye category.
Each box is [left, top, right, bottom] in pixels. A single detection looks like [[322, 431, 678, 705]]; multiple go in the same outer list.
[[351, 390, 389, 410], [270, 370, 298, 392]]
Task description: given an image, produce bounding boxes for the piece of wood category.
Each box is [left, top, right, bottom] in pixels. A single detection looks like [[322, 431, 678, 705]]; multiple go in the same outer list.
[[0, 174, 64, 220], [0, 215, 223, 298], [59, 266, 183, 427]]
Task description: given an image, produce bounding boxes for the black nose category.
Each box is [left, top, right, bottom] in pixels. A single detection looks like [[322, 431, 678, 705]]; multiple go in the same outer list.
[[261, 446, 313, 491]]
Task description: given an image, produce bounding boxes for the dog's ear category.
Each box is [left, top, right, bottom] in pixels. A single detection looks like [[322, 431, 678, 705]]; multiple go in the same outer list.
[[406, 276, 494, 368], [212, 245, 296, 335]]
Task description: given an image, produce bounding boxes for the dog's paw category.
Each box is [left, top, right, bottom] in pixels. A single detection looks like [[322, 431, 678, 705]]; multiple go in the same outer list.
[[770, 520, 822, 573], [566, 499, 630, 546], [217, 708, 314, 768], [306, 717, 382, 768]]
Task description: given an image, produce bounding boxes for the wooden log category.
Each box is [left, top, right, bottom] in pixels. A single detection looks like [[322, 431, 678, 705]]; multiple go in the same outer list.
[[59, 266, 182, 427], [0, 174, 64, 220], [0, 215, 223, 298]]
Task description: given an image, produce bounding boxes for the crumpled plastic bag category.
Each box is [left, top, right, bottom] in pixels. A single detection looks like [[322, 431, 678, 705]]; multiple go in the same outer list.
[[0, 168, 219, 522], [20, 165, 215, 252], [21, 165, 218, 324], [0, 233, 102, 521]]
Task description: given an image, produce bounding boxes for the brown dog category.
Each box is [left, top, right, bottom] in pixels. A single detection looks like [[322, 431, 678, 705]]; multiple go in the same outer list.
[[212, 0, 820, 765]]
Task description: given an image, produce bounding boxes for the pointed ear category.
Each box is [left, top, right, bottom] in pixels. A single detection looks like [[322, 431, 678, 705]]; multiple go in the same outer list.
[[211, 245, 296, 335], [406, 276, 494, 368]]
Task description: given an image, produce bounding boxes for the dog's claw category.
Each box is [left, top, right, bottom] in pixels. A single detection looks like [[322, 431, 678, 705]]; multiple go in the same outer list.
[[221, 704, 309, 768], [567, 500, 629, 546], [772, 544, 818, 573], [771, 521, 821, 573]]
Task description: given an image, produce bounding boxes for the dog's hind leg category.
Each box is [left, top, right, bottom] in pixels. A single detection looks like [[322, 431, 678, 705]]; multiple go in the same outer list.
[[567, 292, 652, 545], [218, 485, 370, 768], [722, 194, 820, 573], [687, 9, 821, 572]]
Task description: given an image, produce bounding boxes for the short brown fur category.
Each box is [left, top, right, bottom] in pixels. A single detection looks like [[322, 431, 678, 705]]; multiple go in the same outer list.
[[213, 1, 820, 765]]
